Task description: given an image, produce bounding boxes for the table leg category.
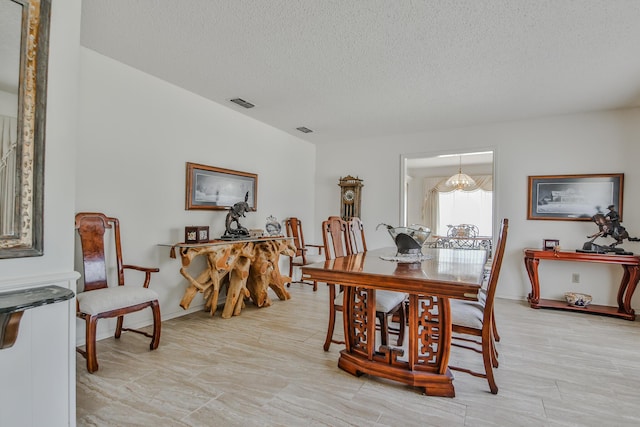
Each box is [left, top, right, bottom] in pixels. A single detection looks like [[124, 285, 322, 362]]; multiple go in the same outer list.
[[618, 265, 639, 318], [524, 256, 540, 305], [338, 288, 455, 397]]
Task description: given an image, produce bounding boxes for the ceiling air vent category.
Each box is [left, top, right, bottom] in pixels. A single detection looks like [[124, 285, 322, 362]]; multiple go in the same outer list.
[[230, 98, 255, 109], [296, 126, 313, 133]]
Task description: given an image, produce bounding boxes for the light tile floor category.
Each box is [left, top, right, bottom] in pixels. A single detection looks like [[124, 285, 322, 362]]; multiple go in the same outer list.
[[76, 282, 640, 426]]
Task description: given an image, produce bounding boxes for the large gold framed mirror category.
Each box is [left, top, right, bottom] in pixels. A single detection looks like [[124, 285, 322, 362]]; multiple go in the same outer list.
[[0, 0, 50, 258]]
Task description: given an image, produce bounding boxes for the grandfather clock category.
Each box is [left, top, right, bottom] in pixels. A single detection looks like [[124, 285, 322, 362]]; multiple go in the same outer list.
[[338, 175, 363, 220]]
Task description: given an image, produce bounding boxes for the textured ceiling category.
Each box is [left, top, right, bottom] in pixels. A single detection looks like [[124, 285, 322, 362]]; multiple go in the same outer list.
[[80, 0, 640, 145]]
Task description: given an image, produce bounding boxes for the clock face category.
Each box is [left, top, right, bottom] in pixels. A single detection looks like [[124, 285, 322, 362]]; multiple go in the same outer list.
[[343, 189, 355, 202]]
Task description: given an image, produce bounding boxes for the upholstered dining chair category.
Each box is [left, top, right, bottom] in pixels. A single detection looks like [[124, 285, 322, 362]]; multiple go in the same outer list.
[[323, 216, 406, 351], [75, 212, 161, 373], [448, 218, 508, 394], [284, 217, 324, 291]]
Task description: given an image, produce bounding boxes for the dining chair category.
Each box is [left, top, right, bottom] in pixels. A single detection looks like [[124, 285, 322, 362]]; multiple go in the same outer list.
[[323, 216, 406, 351], [448, 218, 508, 394], [446, 223, 480, 239], [347, 216, 367, 254], [284, 217, 325, 291], [75, 212, 161, 373]]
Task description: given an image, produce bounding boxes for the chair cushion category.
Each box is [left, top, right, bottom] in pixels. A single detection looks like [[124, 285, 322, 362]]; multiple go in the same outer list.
[[450, 298, 485, 330], [77, 286, 159, 315], [375, 291, 407, 313], [334, 290, 406, 313], [478, 288, 487, 304]]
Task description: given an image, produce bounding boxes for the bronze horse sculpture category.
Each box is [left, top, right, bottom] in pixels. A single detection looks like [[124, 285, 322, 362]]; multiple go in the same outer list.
[[582, 210, 639, 253], [223, 192, 251, 238]]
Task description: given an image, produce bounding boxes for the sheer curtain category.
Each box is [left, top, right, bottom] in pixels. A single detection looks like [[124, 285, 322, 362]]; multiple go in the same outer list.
[[421, 175, 493, 235], [0, 115, 18, 235]]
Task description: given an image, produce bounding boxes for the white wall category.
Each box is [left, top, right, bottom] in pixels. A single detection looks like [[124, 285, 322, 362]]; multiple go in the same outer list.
[[75, 48, 316, 342], [315, 108, 640, 308], [0, 90, 17, 116], [0, 0, 82, 426]]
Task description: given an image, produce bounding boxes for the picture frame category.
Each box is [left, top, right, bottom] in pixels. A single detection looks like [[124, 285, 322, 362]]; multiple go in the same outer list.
[[185, 162, 257, 211], [527, 174, 623, 221], [543, 239, 559, 251], [185, 226, 209, 243]]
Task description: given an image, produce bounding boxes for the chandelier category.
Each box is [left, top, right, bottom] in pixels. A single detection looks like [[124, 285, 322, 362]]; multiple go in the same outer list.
[[445, 156, 476, 190]]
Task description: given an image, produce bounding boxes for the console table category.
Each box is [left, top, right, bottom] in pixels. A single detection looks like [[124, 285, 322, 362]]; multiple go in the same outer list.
[[524, 248, 640, 320], [165, 237, 295, 318]]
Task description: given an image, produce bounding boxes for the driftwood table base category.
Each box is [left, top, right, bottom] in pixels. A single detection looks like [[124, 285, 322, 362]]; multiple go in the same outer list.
[[171, 238, 295, 318]]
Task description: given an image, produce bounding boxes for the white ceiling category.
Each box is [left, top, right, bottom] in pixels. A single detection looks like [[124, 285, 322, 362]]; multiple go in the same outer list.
[[79, 0, 640, 145]]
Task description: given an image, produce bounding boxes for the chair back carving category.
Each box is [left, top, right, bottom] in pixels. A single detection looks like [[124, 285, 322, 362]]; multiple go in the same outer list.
[[322, 216, 351, 260], [284, 217, 307, 258], [347, 217, 367, 254], [75, 212, 124, 292]]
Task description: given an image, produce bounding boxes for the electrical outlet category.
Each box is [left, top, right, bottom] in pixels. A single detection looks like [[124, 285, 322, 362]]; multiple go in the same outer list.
[[571, 273, 580, 284]]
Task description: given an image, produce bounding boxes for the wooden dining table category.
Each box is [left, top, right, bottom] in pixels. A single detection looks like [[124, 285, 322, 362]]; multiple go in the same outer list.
[[301, 247, 489, 397]]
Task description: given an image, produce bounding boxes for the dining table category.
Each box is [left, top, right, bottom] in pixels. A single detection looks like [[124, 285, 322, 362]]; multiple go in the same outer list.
[[301, 246, 489, 397]]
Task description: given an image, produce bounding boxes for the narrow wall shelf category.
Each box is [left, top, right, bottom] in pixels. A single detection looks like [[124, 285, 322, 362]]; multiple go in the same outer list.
[[0, 285, 75, 349]]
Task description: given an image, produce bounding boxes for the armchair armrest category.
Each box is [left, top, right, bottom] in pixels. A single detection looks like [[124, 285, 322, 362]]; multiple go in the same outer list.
[[306, 244, 324, 254], [123, 264, 160, 288]]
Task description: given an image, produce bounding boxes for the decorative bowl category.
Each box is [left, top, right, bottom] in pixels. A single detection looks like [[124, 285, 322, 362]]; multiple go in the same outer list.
[[377, 224, 431, 255], [564, 292, 592, 307]]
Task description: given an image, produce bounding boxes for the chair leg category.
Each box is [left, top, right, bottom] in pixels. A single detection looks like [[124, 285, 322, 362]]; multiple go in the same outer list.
[[85, 315, 99, 373], [150, 300, 161, 350], [492, 310, 500, 342], [324, 285, 337, 351], [396, 303, 406, 346], [287, 260, 293, 287], [377, 312, 388, 346], [491, 333, 499, 368], [483, 332, 498, 394], [115, 315, 124, 339]]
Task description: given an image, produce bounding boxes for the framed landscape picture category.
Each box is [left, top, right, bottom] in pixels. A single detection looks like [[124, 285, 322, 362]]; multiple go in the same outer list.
[[527, 173, 623, 221], [185, 162, 257, 211]]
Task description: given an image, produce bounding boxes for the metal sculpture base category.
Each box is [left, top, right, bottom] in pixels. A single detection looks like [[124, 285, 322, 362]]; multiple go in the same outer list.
[[220, 232, 250, 241], [577, 242, 633, 255]]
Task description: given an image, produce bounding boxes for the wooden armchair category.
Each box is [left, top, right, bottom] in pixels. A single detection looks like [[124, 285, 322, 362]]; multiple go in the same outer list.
[[75, 212, 161, 373], [284, 217, 324, 291], [323, 216, 406, 351]]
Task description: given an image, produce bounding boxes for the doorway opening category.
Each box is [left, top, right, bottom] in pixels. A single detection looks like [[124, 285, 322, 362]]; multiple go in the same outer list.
[[401, 150, 495, 237]]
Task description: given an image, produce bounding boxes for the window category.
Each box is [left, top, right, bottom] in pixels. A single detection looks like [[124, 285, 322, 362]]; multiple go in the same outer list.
[[437, 189, 493, 236]]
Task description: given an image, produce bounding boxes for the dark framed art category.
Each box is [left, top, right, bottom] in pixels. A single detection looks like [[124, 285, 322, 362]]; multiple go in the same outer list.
[[185, 162, 257, 211], [527, 174, 623, 221]]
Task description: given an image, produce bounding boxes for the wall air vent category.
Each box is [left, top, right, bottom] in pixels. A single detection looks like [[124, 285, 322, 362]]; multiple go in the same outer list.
[[296, 126, 313, 133], [230, 98, 255, 108]]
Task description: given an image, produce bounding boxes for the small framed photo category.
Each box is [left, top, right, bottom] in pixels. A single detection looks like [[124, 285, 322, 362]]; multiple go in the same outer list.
[[185, 226, 209, 243], [543, 239, 560, 251]]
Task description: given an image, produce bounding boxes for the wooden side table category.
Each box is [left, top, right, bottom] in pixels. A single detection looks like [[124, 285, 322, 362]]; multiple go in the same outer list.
[[523, 248, 640, 320]]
